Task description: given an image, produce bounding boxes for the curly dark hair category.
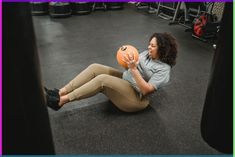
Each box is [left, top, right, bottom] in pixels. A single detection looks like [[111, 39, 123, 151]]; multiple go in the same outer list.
[[149, 32, 178, 67]]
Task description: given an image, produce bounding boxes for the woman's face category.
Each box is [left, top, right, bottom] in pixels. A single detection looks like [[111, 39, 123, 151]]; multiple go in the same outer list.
[[148, 37, 158, 59]]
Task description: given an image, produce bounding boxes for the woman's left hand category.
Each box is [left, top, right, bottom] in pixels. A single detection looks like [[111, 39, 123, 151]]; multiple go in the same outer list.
[[122, 51, 139, 69]]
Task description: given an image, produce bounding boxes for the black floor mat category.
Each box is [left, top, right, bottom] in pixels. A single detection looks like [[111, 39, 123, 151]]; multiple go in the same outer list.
[[50, 101, 177, 154]]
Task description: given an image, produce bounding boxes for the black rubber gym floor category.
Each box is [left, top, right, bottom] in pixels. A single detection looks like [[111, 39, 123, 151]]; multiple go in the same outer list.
[[33, 4, 221, 154]]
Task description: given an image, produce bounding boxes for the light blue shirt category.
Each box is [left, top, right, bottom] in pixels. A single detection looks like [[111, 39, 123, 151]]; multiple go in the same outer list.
[[122, 50, 171, 95]]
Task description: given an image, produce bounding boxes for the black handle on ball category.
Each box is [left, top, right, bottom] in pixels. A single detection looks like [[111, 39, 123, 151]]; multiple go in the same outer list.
[[121, 46, 127, 51]]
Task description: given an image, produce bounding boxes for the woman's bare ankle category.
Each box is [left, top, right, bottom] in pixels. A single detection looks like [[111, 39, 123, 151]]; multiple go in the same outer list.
[[59, 87, 67, 96], [59, 95, 70, 107]]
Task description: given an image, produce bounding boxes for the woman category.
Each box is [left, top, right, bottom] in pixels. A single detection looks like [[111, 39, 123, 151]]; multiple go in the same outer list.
[[46, 32, 178, 112]]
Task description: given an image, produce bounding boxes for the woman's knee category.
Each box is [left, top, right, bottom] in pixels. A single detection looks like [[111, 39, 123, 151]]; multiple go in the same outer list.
[[95, 74, 110, 82], [88, 63, 103, 70]]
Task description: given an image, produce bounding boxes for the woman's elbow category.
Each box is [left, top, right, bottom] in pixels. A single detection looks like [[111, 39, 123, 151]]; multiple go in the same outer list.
[[141, 87, 155, 96]]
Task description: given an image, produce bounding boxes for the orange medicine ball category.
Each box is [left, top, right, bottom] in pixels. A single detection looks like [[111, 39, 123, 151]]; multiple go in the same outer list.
[[116, 45, 139, 69]]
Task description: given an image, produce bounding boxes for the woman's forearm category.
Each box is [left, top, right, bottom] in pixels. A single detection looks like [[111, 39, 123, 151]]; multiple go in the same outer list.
[[130, 67, 154, 95], [122, 52, 155, 95]]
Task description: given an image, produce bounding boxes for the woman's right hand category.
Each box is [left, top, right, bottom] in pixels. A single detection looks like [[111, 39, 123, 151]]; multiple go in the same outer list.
[[121, 51, 139, 70]]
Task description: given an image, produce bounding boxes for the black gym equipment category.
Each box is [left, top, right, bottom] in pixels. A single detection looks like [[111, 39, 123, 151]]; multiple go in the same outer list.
[[49, 2, 72, 18], [185, 2, 207, 27], [148, 2, 158, 14], [30, 2, 48, 16], [192, 15, 220, 42], [106, 2, 124, 10], [92, 2, 107, 11], [169, 2, 221, 43], [135, 2, 149, 9], [201, 2, 232, 154], [169, 2, 207, 28], [71, 2, 92, 15], [191, 3, 221, 42], [3, 2, 55, 154], [156, 2, 180, 20]]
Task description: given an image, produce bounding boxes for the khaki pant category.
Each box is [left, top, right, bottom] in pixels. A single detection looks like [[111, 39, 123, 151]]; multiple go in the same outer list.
[[64, 63, 149, 112]]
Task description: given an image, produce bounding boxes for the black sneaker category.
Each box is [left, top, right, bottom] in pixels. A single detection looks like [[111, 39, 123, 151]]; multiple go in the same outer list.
[[44, 87, 60, 98], [46, 94, 61, 111]]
